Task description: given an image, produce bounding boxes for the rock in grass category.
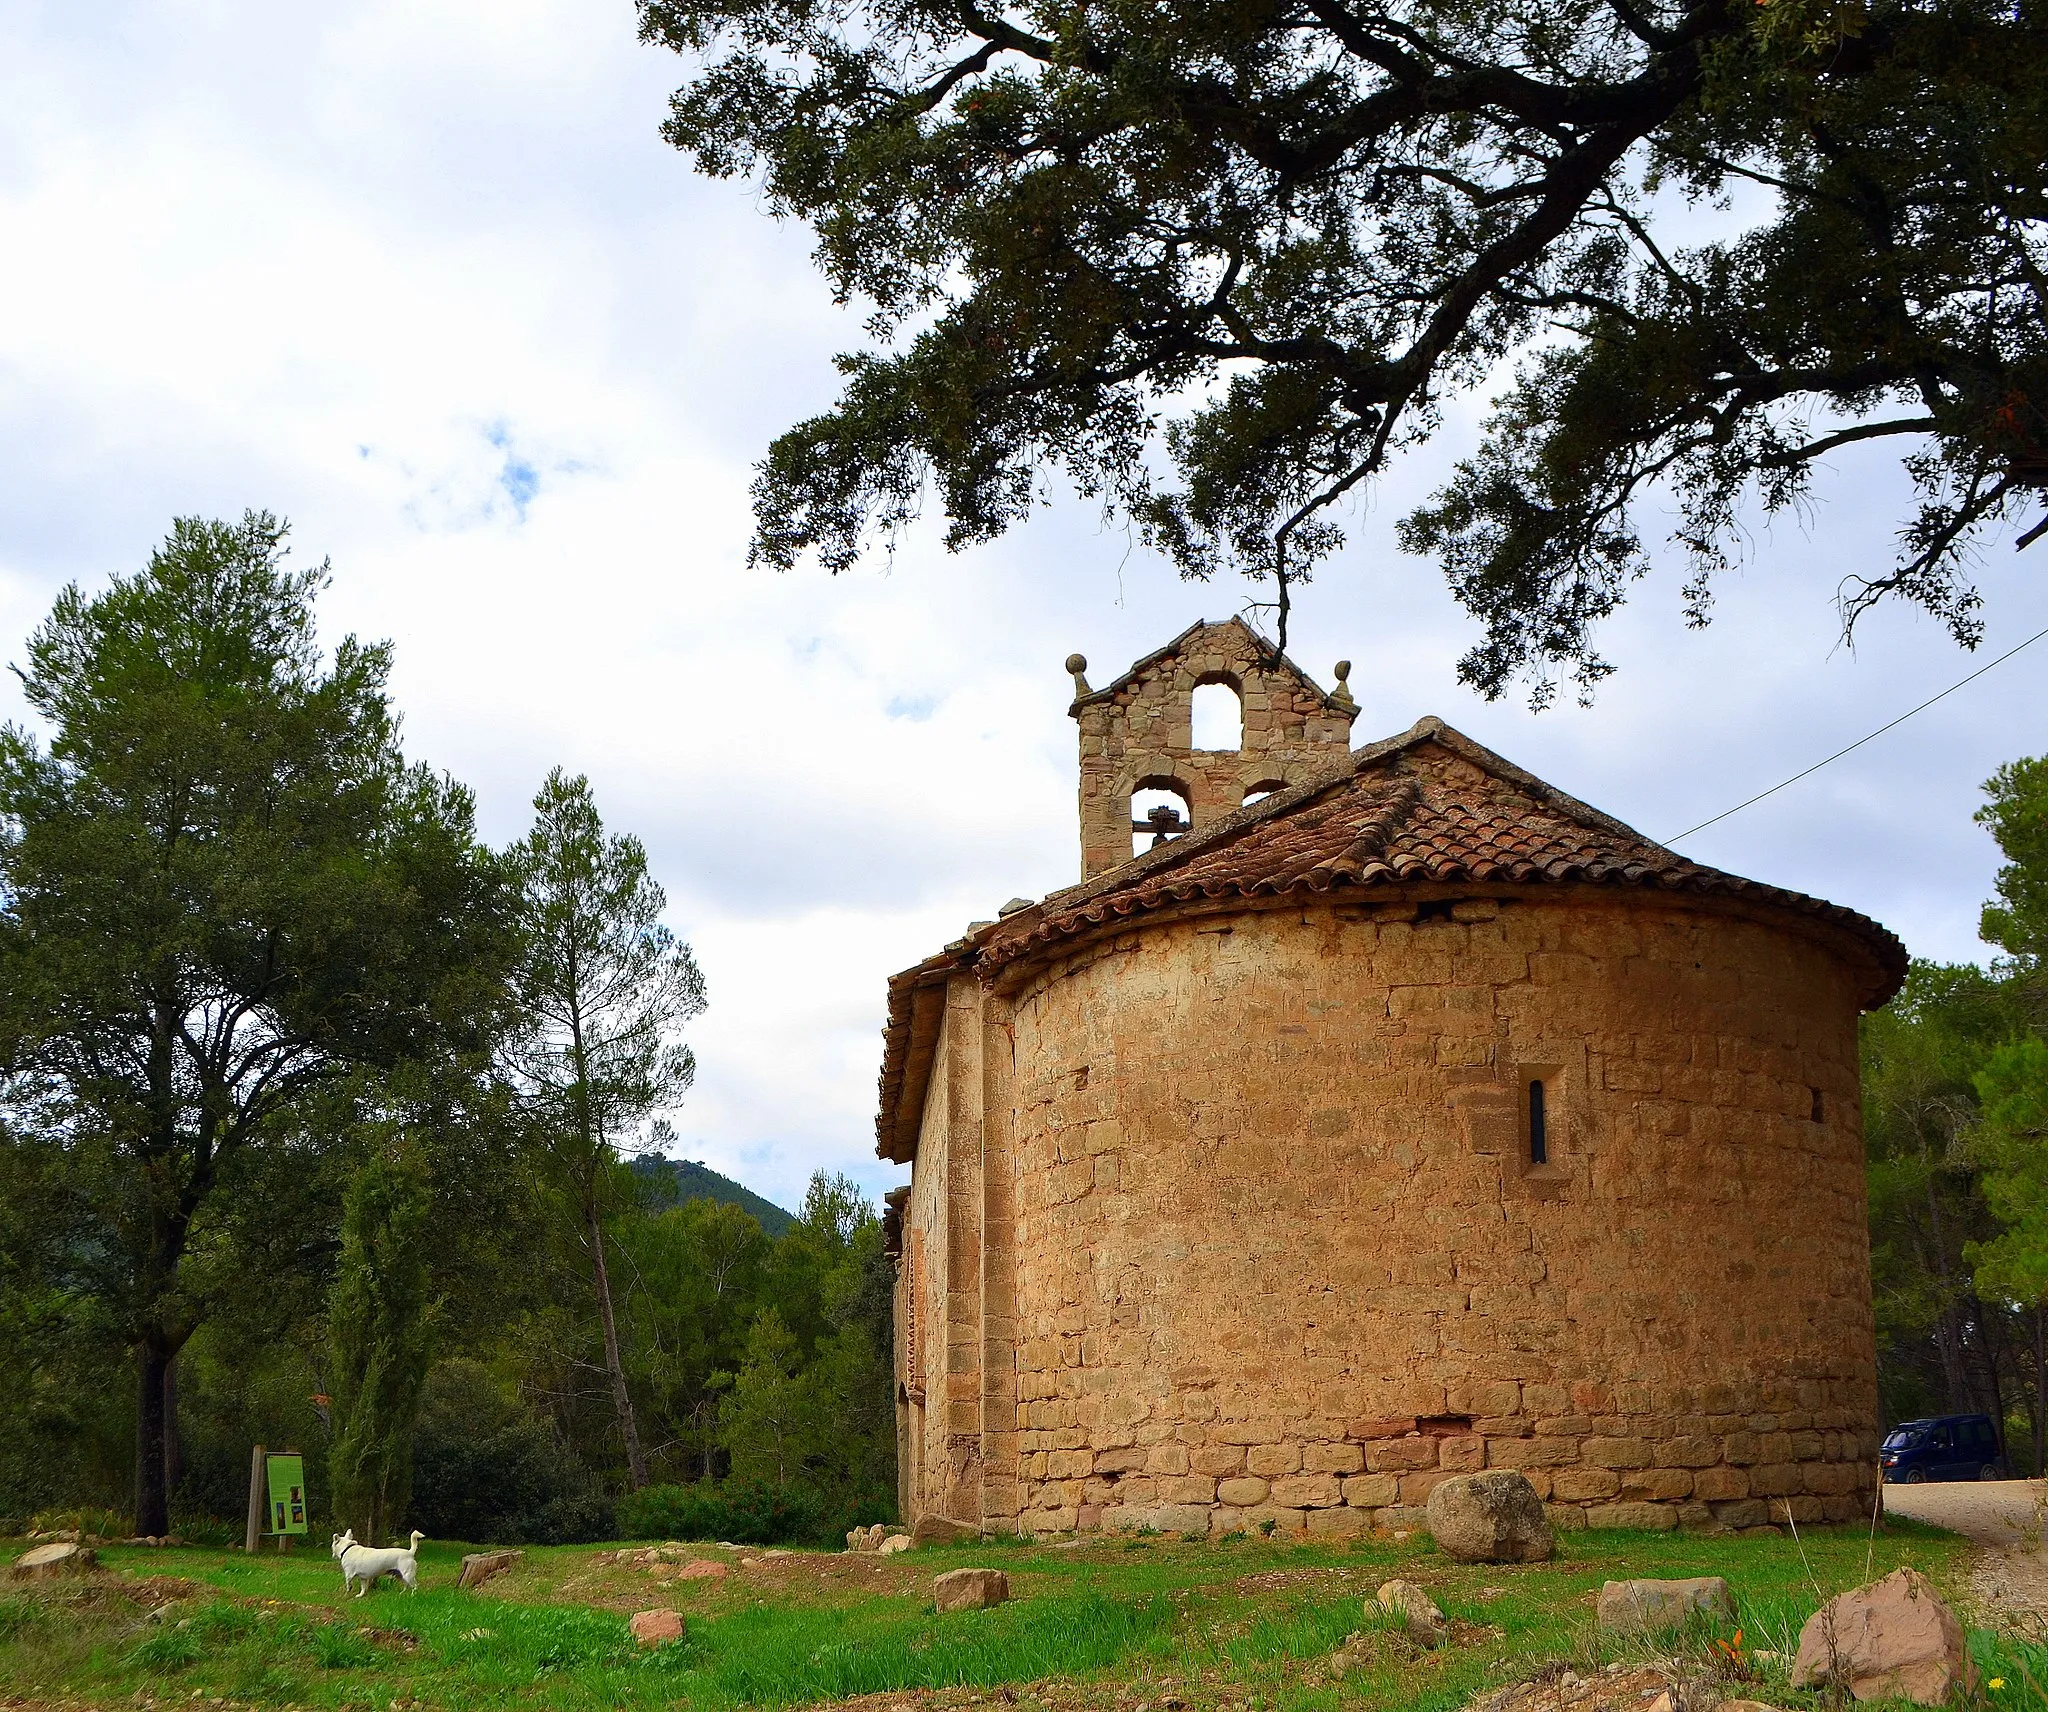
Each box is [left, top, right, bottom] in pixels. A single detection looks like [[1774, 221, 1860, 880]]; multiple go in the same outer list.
[[1790, 1568, 1976, 1704], [913, 1514, 983, 1546], [629, 1609, 686, 1647], [457, 1550, 522, 1591], [10, 1542, 95, 1579], [677, 1560, 729, 1581], [934, 1568, 1009, 1612], [878, 1534, 912, 1554], [1376, 1579, 1449, 1647], [1596, 1577, 1735, 1636], [1425, 1471, 1555, 1563]]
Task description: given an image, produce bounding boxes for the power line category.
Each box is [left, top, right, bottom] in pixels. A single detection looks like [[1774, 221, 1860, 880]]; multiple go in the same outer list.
[[1664, 620, 2048, 845]]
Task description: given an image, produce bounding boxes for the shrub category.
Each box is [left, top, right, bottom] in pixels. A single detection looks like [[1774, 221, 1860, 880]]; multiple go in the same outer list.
[[26, 1505, 129, 1541], [408, 1361, 610, 1545], [614, 1479, 891, 1548]]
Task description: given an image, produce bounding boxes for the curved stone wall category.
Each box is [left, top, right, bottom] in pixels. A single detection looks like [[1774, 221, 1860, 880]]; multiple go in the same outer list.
[[1002, 888, 1880, 1536]]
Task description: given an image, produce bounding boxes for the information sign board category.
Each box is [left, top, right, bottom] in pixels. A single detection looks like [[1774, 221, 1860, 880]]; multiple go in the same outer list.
[[265, 1453, 308, 1536]]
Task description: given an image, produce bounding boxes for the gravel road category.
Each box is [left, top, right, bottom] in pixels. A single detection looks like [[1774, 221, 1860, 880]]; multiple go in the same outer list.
[[1883, 1478, 2045, 1547]]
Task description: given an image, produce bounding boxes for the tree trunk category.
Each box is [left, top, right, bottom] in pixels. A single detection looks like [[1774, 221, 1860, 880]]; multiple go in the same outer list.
[[163, 1353, 183, 1498], [1922, 1174, 1971, 1410], [2023, 1302, 2039, 1474], [1975, 1293, 2009, 1436], [589, 1204, 648, 1488], [135, 1338, 172, 1537]]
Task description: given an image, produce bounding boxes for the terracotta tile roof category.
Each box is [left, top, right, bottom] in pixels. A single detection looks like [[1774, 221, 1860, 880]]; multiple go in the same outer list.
[[873, 716, 1907, 1162]]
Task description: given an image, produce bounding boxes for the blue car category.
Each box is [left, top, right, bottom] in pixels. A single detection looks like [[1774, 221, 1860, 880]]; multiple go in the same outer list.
[[1881, 1414, 2005, 1483]]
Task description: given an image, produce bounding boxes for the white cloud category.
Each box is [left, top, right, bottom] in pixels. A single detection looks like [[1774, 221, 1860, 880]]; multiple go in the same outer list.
[[1, 0, 2044, 1211]]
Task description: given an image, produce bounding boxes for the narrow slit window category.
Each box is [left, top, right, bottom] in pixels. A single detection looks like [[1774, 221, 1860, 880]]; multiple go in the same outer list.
[[1529, 1078, 1548, 1166], [1810, 1087, 1824, 1123]]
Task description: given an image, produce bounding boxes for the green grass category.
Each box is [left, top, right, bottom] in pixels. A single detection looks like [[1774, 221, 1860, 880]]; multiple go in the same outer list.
[[0, 1519, 1995, 1711]]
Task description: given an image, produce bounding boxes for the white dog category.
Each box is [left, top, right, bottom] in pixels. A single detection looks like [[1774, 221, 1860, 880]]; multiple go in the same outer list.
[[329, 1528, 424, 1596]]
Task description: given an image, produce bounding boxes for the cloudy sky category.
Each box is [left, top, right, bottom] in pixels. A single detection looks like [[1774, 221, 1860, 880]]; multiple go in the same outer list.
[[3, 0, 2044, 1212]]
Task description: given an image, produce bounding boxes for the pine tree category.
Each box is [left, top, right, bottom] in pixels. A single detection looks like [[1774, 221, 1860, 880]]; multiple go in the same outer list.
[[0, 513, 512, 1535], [505, 770, 707, 1489]]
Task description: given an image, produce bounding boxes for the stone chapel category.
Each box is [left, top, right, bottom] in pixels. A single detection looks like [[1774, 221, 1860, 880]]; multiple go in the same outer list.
[[878, 619, 1905, 1539]]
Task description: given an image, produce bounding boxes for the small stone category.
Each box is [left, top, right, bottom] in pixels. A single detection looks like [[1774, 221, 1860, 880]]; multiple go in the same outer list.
[[1791, 1568, 1977, 1704], [456, 1550, 523, 1591], [1716, 1701, 1793, 1712], [1426, 1471, 1556, 1563], [1376, 1578, 1449, 1647], [934, 1567, 1010, 1612], [10, 1542, 95, 1579], [677, 1560, 729, 1581], [878, 1534, 913, 1554], [1596, 1577, 1736, 1636], [629, 1609, 686, 1648]]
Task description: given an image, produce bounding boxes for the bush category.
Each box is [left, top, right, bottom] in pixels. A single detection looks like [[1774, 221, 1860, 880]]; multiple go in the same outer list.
[[26, 1505, 130, 1541], [408, 1361, 610, 1545], [614, 1479, 891, 1548]]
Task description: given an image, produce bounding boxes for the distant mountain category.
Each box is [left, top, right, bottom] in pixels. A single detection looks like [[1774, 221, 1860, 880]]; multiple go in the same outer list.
[[629, 1154, 796, 1237]]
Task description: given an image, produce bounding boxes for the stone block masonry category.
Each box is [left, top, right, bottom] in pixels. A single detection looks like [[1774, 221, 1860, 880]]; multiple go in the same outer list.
[[991, 893, 1880, 1536]]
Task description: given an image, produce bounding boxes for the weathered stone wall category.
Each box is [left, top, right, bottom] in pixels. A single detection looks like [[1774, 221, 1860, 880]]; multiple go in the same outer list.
[[899, 1004, 952, 1526], [988, 890, 1879, 1537], [896, 975, 1025, 1530]]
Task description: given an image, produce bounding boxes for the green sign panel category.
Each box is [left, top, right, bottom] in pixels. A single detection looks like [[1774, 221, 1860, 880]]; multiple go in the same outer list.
[[265, 1453, 308, 1536]]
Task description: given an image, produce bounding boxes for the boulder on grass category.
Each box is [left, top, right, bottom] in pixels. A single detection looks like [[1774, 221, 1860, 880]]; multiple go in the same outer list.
[[1597, 1577, 1736, 1636], [877, 1534, 913, 1554], [629, 1609, 687, 1648], [457, 1550, 523, 1591], [913, 1514, 982, 1546], [1790, 1568, 1976, 1704], [1425, 1471, 1555, 1563], [1376, 1578, 1449, 1647], [934, 1568, 1009, 1612], [677, 1560, 729, 1581], [10, 1542, 95, 1580]]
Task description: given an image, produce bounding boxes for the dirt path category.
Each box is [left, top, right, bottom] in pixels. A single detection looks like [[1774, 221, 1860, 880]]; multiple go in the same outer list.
[[1883, 1479, 2048, 1624], [1884, 1478, 2045, 1547]]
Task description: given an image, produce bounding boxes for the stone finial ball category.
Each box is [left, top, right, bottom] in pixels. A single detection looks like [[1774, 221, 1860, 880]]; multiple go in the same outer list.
[[1334, 659, 1352, 679], [1065, 654, 1088, 675]]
